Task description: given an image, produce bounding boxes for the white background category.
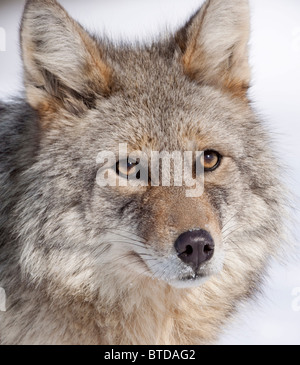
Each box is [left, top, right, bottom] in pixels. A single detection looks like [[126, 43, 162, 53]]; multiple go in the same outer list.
[[0, 0, 299, 345]]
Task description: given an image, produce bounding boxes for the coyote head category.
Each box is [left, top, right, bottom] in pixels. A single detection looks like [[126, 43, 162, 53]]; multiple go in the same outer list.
[[18, 0, 284, 297]]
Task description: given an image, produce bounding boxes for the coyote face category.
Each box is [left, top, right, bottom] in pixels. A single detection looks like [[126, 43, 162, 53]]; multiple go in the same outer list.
[[0, 0, 287, 345]]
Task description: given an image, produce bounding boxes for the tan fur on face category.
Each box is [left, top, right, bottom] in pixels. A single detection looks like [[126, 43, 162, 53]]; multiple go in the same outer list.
[[178, 0, 250, 98], [141, 187, 221, 249], [21, 0, 113, 116]]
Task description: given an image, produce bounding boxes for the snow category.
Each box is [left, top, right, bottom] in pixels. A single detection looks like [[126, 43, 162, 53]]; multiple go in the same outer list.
[[0, 0, 299, 345]]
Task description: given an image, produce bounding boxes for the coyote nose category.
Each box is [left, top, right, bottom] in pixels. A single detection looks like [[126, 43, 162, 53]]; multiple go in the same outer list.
[[174, 230, 214, 270]]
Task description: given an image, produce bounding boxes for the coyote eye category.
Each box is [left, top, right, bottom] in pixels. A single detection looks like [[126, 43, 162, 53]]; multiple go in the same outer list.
[[116, 160, 140, 179], [202, 150, 221, 172]]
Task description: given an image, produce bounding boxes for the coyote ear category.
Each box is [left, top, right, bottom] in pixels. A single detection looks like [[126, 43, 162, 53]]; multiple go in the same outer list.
[[175, 0, 251, 99], [21, 0, 113, 115]]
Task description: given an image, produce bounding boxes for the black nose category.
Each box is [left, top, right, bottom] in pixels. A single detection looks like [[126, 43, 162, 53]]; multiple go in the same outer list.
[[174, 229, 215, 270]]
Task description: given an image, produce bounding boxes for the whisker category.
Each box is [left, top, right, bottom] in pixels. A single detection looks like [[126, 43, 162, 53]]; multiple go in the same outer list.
[[112, 252, 134, 264], [102, 228, 146, 243], [108, 233, 145, 244], [158, 261, 173, 281], [222, 212, 238, 229], [225, 239, 243, 251], [120, 259, 149, 275], [138, 253, 155, 259], [107, 239, 146, 251], [221, 212, 240, 234], [97, 244, 111, 256], [222, 225, 247, 241], [149, 260, 166, 281]]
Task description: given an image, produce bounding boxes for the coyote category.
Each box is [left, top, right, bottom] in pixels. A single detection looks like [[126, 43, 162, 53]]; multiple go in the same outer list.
[[0, 0, 286, 344]]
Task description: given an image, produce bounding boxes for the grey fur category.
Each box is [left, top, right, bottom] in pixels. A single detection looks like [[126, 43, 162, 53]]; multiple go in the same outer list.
[[0, 0, 287, 344]]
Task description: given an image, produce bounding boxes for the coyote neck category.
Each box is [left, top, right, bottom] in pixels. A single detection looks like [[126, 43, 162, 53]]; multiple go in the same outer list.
[[53, 278, 224, 345]]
